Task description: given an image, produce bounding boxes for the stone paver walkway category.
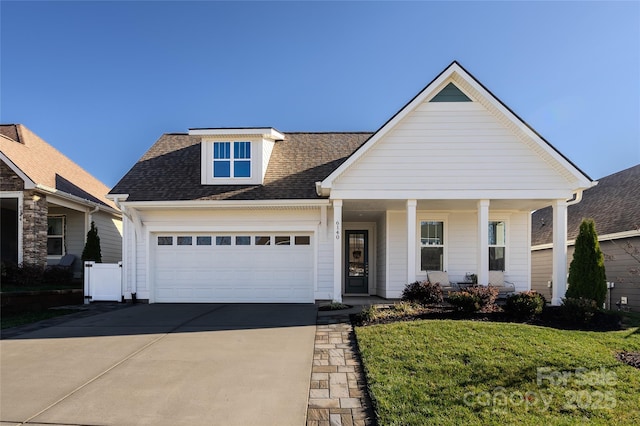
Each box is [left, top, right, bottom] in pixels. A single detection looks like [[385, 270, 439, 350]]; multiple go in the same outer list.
[[307, 310, 375, 426]]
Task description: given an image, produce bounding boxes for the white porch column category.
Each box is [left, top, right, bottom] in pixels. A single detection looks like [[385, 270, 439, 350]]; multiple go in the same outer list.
[[551, 199, 568, 306], [407, 199, 417, 284], [332, 200, 343, 303], [477, 199, 490, 286]]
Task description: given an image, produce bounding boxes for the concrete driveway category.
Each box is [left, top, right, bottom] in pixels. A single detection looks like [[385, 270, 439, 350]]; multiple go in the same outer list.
[[0, 303, 317, 426]]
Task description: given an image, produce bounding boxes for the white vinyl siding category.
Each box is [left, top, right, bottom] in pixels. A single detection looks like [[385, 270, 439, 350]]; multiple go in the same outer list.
[[332, 102, 571, 195], [446, 212, 477, 282], [386, 211, 407, 298]]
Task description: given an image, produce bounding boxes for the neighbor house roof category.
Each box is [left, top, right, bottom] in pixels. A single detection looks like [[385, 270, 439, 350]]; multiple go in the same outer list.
[[531, 164, 640, 246], [109, 132, 372, 201], [0, 124, 118, 210]]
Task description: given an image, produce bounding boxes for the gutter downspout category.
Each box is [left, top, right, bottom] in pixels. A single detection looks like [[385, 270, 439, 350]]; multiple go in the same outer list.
[[112, 196, 141, 302]]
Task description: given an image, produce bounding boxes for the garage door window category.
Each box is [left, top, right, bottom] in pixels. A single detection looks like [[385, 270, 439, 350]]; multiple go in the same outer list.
[[236, 236, 251, 245], [197, 236, 212, 245], [295, 236, 310, 245], [158, 236, 173, 246], [216, 236, 231, 246], [177, 236, 192, 246], [275, 236, 290, 245], [255, 236, 271, 246]]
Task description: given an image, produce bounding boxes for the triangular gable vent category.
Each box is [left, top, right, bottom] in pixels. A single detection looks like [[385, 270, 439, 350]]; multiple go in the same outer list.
[[430, 82, 472, 102]]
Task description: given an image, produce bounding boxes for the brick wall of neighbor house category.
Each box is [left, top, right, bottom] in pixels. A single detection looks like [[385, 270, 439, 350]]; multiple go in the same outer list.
[[22, 190, 48, 267], [532, 237, 640, 312], [0, 160, 24, 191]]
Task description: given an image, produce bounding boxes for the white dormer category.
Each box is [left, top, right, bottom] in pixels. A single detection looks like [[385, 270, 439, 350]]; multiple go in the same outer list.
[[191, 128, 285, 185]]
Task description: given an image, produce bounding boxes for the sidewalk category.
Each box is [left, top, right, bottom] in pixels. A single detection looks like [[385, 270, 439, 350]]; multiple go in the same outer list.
[[307, 306, 376, 426]]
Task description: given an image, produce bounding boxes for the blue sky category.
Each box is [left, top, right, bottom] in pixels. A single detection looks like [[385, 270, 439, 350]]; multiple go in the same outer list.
[[1, 1, 639, 187]]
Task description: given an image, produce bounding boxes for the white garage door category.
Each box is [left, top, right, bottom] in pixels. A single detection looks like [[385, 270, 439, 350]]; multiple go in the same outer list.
[[152, 233, 314, 303]]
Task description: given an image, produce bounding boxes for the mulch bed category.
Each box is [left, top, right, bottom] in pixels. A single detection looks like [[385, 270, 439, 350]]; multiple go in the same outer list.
[[617, 351, 640, 369], [353, 305, 624, 332]]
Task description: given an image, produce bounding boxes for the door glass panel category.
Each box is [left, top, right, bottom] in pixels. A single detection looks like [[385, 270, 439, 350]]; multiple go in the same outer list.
[[348, 232, 365, 277]]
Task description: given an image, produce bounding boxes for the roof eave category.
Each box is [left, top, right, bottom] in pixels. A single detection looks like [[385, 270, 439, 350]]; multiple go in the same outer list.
[[0, 151, 36, 189]]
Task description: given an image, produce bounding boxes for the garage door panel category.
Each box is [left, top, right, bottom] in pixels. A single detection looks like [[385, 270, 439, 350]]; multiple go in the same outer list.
[[153, 234, 314, 303]]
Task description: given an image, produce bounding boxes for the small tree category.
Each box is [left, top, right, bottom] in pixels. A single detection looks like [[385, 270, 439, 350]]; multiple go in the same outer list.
[[82, 221, 102, 263], [565, 219, 606, 307]]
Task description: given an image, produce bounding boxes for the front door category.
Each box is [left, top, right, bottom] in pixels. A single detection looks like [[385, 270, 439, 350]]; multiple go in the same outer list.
[[345, 230, 368, 294]]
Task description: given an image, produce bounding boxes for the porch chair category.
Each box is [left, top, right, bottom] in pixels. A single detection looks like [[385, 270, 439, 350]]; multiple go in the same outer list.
[[488, 270, 516, 298], [47, 253, 76, 271], [427, 271, 459, 293]]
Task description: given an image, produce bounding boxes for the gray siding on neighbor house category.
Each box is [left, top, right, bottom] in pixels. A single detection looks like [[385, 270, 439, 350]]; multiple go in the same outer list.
[[531, 248, 554, 301], [532, 236, 640, 312], [92, 211, 123, 264]]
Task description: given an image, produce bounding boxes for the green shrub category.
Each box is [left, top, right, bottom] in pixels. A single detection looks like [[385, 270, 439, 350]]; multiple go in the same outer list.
[[401, 280, 443, 305], [448, 291, 482, 312], [448, 285, 499, 313], [43, 266, 73, 286], [81, 221, 102, 263], [1, 262, 45, 287], [504, 291, 546, 319], [560, 297, 599, 324], [565, 219, 606, 307]]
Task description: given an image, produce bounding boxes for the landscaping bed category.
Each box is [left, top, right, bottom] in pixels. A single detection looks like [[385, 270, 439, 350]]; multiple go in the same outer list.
[[1, 289, 84, 316]]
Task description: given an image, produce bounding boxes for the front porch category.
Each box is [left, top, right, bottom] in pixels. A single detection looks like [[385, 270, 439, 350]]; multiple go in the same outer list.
[[333, 198, 570, 305]]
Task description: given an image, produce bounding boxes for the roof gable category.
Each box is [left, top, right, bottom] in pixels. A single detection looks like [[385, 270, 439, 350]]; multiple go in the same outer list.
[[319, 61, 592, 196], [0, 124, 117, 209]]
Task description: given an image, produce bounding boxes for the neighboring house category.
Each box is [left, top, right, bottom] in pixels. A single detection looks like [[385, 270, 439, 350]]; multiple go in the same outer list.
[[1, 124, 123, 278], [531, 164, 640, 311], [109, 61, 592, 304]]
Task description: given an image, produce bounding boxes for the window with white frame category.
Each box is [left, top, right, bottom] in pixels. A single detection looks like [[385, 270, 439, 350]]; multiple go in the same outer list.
[[489, 221, 506, 271], [47, 216, 65, 256], [420, 220, 444, 271], [213, 141, 251, 178]]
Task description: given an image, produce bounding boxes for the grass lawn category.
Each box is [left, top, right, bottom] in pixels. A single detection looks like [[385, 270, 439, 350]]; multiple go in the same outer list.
[[356, 319, 640, 425], [1, 309, 80, 329]]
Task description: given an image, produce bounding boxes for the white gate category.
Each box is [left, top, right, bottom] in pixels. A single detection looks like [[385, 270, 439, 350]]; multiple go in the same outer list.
[[84, 262, 122, 303]]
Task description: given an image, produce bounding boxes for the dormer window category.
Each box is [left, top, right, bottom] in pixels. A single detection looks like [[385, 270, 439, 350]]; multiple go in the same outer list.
[[213, 141, 251, 178], [193, 127, 284, 185]]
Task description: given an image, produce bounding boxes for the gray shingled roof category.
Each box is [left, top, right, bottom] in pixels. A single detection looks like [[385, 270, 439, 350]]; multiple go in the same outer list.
[[531, 164, 640, 245], [109, 132, 372, 201]]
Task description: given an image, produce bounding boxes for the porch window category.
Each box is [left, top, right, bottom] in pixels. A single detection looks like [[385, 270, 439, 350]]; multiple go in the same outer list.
[[489, 221, 506, 270], [47, 216, 65, 256], [420, 221, 444, 271]]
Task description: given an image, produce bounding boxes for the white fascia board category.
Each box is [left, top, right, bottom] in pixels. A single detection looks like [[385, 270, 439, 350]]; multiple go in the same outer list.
[[37, 184, 122, 216], [188, 128, 285, 140], [329, 188, 576, 200], [532, 229, 640, 251], [120, 199, 331, 210], [106, 193, 130, 201], [0, 152, 36, 189]]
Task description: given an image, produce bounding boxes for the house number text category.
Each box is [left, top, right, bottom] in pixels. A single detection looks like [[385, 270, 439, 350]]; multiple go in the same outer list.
[[335, 220, 341, 239]]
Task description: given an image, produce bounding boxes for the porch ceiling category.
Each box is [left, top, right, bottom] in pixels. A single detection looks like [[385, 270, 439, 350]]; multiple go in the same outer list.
[[341, 198, 555, 221]]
